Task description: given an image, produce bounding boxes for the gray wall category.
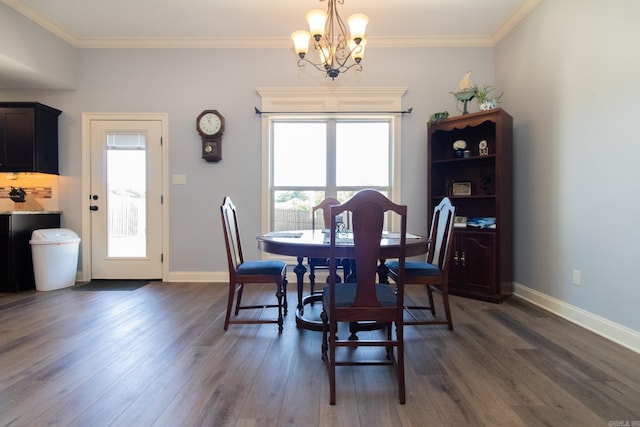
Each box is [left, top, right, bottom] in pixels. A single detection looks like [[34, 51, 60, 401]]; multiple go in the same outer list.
[[496, 0, 640, 332], [57, 47, 492, 273], [0, 4, 76, 89], [1, 1, 638, 338]]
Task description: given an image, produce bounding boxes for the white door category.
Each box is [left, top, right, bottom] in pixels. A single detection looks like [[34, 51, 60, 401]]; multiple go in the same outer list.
[[89, 120, 163, 279]]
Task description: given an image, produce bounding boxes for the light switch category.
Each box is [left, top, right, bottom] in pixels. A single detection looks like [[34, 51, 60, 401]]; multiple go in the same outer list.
[[172, 174, 186, 185]]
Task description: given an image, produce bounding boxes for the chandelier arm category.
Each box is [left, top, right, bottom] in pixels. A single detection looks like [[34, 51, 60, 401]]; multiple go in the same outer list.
[[337, 61, 362, 74], [300, 41, 363, 72], [332, 43, 363, 70], [297, 58, 331, 74]]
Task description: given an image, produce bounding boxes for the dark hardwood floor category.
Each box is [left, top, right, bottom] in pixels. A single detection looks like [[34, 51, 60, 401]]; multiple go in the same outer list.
[[1, 281, 639, 426]]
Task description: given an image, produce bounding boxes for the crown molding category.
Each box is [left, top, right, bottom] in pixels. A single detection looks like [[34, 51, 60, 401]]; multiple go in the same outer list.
[[491, 0, 542, 44], [2, 0, 541, 49], [72, 36, 500, 49], [1, 0, 78, 45]]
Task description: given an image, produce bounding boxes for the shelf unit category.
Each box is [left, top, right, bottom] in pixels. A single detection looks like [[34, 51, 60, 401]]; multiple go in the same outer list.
[[427, 108, 513, 302]]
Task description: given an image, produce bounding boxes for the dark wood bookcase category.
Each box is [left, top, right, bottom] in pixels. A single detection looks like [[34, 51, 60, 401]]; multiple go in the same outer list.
[[428, 108, 513, 302]]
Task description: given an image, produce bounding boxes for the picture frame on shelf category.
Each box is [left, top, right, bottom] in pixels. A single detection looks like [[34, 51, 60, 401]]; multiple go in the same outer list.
[[452, 181, 471, 196], [454, 216, 468, 228]]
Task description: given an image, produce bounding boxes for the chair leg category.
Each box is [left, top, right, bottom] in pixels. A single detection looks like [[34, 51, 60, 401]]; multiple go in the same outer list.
[[329, 322, 337, 405], [234, 283, 244, 315], [386, 322, 393, 360], [320, 310, 328, 361], [223, 283, 236, 331], [282, 278, 288, 315], [275, 282, 284, 333], [426, 284, 436, 315], [320, 310, 337, 405], [397, 322, 406, 404], [441, 283, 453, 331], [320, 308, 336, 404]]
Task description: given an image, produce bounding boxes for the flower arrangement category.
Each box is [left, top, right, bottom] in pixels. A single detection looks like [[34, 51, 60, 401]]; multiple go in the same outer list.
[[474, 85, 503, 111], [450, 72, 505, 113], [428, 111, 449, 127]]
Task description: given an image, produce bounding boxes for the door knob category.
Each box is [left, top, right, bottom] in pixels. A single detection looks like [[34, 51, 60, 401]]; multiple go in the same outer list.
[[89, 205, 99, 211]]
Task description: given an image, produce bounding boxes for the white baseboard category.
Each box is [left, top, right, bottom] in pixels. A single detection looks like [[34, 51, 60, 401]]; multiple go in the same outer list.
[[75, 271, 229, 284], [514, 282, 640, 354], [164, 271, 228, 283]]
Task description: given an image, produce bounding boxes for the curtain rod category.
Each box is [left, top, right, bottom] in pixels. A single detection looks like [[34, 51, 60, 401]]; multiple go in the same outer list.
[[254, 107, 412, 116]]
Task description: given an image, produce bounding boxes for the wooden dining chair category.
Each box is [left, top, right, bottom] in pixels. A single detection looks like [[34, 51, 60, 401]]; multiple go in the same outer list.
[[309, 197, 349, 295], [320, 189, 407, 404], [220, 196, 288, 332], [386, 197, 456, 330]]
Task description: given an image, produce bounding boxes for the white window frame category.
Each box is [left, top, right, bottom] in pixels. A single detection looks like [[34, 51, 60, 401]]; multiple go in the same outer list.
[[258, 87, 407, 236]]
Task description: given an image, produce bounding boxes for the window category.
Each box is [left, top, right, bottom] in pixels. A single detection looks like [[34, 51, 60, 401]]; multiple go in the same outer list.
[[258, 87, 406, 234], [271, 119, 392, 231]]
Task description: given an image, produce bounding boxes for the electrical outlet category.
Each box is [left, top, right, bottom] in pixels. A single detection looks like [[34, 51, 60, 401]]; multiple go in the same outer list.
[[572, 269, 581, 286]]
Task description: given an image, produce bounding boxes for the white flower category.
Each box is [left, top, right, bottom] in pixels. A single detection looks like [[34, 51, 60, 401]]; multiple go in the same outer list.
[[453, 140, 467, 150]]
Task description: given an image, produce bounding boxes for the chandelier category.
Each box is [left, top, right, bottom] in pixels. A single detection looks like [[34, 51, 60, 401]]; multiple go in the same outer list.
[[291, 0, 369, 80]]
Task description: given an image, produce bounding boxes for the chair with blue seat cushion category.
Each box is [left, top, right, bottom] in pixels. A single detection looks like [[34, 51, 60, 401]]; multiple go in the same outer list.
[[386, 197, 455, 330], [320, 189, 407, 404], [220, 196, 287, 332]]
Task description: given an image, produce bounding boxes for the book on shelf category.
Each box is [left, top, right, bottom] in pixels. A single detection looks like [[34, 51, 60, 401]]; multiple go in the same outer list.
[[466, 217, 496, 229]]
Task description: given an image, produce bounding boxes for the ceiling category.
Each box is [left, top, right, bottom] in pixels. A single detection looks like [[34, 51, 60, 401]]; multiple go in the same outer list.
[[3, 0, 540, 48]]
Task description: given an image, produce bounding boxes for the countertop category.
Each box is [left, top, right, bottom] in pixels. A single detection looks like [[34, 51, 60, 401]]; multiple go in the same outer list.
[[0, 211, 62, 215]]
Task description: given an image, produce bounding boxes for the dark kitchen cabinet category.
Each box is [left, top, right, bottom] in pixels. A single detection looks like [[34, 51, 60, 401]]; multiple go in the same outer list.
[[0, 213, 61, 292], [428, 108, 512, 303], [0, 102, 62, 174]]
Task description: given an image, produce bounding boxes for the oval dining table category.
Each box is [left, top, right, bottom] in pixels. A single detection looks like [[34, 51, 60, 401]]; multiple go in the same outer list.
[[257, 229, 429, 331]]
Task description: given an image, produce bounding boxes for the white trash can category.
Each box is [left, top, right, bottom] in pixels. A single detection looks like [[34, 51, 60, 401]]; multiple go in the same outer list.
[[30, 228, 81, 291]]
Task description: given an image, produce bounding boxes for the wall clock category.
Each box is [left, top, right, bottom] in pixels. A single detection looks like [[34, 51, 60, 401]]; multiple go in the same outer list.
[[196, 110, 225, 162]]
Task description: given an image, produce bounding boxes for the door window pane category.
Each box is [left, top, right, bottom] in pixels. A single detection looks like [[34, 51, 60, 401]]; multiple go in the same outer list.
[[106, 133, 147, 257]]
